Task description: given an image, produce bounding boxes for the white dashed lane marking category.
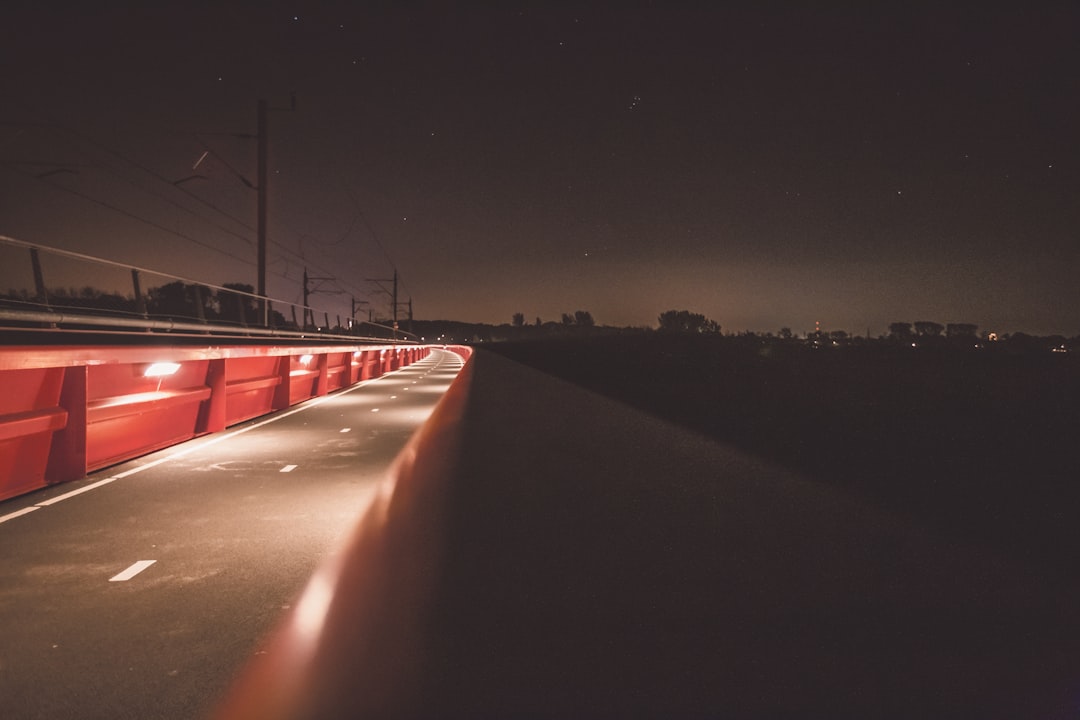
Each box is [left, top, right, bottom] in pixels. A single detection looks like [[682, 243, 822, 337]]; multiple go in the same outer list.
[[280, 465, 298, 473]]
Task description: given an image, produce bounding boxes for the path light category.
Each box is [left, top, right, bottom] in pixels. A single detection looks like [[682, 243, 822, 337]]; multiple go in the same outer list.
[[144, 362, 181, 377]]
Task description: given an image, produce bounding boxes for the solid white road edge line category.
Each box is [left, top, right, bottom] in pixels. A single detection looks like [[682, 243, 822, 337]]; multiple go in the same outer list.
[[35, 477, 118, 506], [109, 560, 156, 582], [0, 506, 42, 525]]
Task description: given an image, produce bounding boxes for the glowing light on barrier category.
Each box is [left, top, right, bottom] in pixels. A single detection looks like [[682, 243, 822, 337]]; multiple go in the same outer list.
[[299, 354, 314, 366], [144, 362, 181, 377]]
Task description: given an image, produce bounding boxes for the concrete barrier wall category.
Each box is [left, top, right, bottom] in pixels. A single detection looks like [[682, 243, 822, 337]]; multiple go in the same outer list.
[[214, 343, 1073, 717], [0, 367, 67, 500], [0, 343, 431, 501]]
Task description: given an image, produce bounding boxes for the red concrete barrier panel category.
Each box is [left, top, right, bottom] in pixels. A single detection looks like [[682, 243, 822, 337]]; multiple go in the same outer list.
[[0, 367, 68, 500], [357, 350, 376, 380], [445, 345, 473, 362], [84, 359, 212, 471], [222, 356, 286, 427], [0, 343, 429, 500], [326, 352, 350, 392], [287, 354, 321, 406]]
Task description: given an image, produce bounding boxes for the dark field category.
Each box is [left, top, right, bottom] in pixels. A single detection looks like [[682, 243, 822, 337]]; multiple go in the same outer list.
[[489, 335, 1080, 571]]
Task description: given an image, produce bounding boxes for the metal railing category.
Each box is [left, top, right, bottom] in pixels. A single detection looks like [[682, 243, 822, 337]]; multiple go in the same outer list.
[[0, 235, 415, 343]]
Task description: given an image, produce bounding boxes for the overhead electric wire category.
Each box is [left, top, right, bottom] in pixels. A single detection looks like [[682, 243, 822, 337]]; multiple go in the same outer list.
[[267, 221, 371, 300], [337, 182, 412, 303], [71, 122, 256, 235], [3, 121, 399, 310], [93, 161, 254, 247], [1, 121, 257, 240], [10, 166, 255, 267], [192, 132, 259, 192], [340, 182, 399, 269]]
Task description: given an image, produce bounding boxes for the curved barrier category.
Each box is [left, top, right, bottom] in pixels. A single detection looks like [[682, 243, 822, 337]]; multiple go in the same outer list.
[[215, 343, 1076, 717], [0, 343, 432, 501], [214, 344, 473, 719]]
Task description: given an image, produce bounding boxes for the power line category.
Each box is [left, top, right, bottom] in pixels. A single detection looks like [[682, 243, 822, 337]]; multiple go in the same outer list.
[[341, 186, 397, 267], [1, 121, 257, 241], [28, 122, 417, 308], [266, 218, 375, 300], [12, 166, 255, 267], [267, 235, 362, 296], [96, 162, 254, 246], [341, 194, 411, 299], [3, 121, 376, 315]]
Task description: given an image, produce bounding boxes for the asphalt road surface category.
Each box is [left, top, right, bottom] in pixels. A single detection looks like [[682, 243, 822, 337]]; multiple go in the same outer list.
[[0, 349, 464, 720]]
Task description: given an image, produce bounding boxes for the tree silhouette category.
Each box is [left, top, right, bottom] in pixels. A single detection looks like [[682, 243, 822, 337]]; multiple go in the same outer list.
[[220, 283, 258, 326], [657, 310, 720, 333], [512, 312, 525, 327], [148, 281, 205, 320], [49, 286, 134, 314], [888, 322, 913, 340], [914, 321, 944, 337], [946, 323, 978, 339], [574, 310, 595, 327]]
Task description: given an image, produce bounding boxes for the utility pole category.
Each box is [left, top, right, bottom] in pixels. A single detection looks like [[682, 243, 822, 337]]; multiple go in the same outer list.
[[255, 94, 296, 327], [351, 296, 369, 332], [256, 99, 268, 327], [365, 268, 400, 339], [303, 266, 340, 330], [302, 267, 309, 328], [408, 296, 413, 335]]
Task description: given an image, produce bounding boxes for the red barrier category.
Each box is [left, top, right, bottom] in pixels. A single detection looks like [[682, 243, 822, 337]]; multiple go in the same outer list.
[[0, 367, 68, 500], [287, 354, 321, 406], [0, 343, 431, 501], [222, 356, 287, 428], [356, 350, 378, 381], [84, 359, 213, 471], [326, 352, 350, 393], [214, 348, 474, 719], [445, 345, 473, 362], [214, 344, 1080, 717]]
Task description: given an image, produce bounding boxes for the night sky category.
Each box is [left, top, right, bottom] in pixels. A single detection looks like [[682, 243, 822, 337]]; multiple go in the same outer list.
[[2, 2, 1078, 336]]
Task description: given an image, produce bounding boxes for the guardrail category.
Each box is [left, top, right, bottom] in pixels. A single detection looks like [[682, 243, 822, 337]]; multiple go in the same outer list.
[[0, 234, 414, 341], [213, 344, 1078, 717], [0, 343, 431, 501], [214, 343, 473, 719]]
